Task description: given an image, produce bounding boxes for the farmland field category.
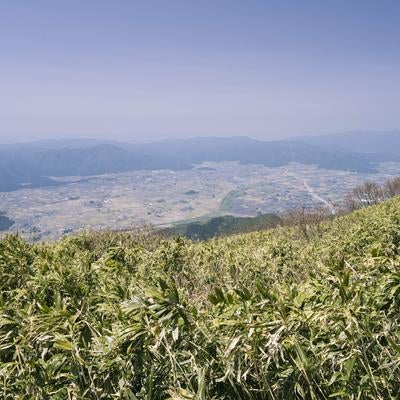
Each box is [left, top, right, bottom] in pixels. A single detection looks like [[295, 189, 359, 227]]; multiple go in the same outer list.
[[1, 161, 400, 240]]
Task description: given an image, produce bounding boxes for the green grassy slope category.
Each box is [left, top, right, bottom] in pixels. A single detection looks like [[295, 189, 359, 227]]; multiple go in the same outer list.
[[1, 198, 400, 398]]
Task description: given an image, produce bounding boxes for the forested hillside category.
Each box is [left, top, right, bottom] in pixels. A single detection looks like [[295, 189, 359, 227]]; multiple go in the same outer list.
[[162, 213, 281, 240], [0, 211, 14, 231], [1, 198, 400, 398]]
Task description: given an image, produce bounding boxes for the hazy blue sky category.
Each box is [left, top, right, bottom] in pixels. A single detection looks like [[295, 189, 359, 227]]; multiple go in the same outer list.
[[1, 0, 400, 143]]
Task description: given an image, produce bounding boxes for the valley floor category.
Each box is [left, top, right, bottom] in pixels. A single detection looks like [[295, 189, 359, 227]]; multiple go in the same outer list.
[[1, 161, 400, 240]]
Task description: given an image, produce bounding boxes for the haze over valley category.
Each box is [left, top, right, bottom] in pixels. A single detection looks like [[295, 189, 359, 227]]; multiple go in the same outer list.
[[1, 131, 400, 240], [2, 1, 400, 241]]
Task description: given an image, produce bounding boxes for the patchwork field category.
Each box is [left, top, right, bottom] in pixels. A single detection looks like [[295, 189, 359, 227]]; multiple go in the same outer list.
[[1, 161, 400, 240]]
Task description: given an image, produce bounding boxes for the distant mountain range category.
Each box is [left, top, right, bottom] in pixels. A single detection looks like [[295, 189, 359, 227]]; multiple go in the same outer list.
[[299, 130, 400, 154], [1, 131, 400, 192], [0, 143, 190, 191]]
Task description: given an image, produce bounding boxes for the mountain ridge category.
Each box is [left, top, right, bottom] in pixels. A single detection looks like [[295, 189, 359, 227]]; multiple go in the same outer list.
[[1, 132, 400, 192]]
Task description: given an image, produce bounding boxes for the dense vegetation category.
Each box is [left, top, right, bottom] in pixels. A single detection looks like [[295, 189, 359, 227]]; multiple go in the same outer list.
[[1, 197, 400, 398], [162, 213, 281, 240]]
